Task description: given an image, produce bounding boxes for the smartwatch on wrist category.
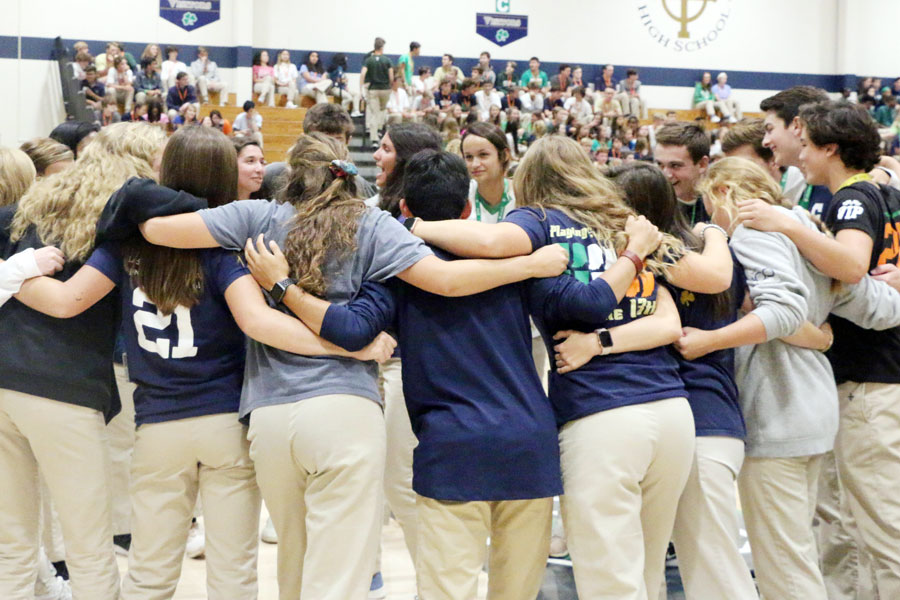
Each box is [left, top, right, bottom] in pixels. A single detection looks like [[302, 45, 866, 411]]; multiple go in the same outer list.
[[403, 217, 420, 233], [595, 328, 613, 356], [268, 278, 296, 304]]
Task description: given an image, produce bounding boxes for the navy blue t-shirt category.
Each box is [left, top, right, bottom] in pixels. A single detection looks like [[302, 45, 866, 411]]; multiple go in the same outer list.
[[665, 249, 747, 439], [808, 185, 833, 218], [321, 248, 564, 502], [505, 207, 686, 426], [87, 243, 248, 425]]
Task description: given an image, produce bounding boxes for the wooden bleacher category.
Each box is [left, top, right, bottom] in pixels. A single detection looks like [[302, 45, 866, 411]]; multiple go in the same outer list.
[[644, 109, 764, 128], [200, 94, 305, 164]]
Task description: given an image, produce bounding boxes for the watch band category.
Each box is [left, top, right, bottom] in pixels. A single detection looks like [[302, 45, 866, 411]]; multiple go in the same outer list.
[[269, 278, 296, 304], [619, 249, 644, 274], [595, 328, 613, 356]]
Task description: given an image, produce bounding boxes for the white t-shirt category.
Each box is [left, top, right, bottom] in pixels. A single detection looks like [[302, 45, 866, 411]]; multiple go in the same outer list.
[[161, 60, 189, 84], [387, 88, 411, 114], [474, 90, 502, 120], [106, 68, 134, 87], [466, 179, 516, 224], [564, 97, 593, 124], [782, 166, 808, 205], [233, 112, 263, 132], [274, 63, 299, 86]]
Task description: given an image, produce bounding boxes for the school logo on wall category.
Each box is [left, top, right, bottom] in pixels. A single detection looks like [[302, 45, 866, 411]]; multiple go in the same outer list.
[[637, 0, 732, 52], [476, 13, 528, 47], [160, 0, 220, 32]]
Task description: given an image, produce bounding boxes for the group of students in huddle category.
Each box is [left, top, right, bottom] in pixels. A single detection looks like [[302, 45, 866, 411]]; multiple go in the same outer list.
[[1, 82, 900, 600]]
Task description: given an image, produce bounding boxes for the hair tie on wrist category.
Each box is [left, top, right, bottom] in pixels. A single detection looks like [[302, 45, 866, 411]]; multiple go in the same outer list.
[[329, 159, 358, 179]]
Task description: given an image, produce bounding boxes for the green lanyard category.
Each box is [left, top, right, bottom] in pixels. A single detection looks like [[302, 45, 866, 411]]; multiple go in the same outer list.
[[781, 170, 813, 210], [474, 179, 511, 222]]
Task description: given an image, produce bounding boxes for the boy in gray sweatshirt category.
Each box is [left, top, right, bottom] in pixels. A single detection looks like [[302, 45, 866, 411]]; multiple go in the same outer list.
[[678, 205, 900, 600]]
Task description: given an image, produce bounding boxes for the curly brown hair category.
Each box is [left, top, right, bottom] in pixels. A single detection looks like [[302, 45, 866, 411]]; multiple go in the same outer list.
[[280, 133, 364, 296]]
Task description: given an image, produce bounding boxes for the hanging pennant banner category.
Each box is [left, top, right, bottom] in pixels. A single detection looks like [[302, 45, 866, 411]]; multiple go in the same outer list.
[[476, 13, 528, 47], [160, 0, 221, 32]]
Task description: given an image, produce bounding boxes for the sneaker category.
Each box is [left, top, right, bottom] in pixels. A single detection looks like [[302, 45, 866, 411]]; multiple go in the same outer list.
[[186, 520, 205, 559], [728, 115, 739, 123], [285, 101, 298, 109], [350, 111, 363, 117], [368, 572, 387, 599], [371, 140, 380, 149], [113, 533, 131, 557], [35, 549, 72, 600], [260, 516, 278, 544], [549, 534, 568, 558], [710, 115, 721, 123]]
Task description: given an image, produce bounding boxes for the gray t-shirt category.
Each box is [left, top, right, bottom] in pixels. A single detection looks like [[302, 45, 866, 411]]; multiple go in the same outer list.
[[199, 199, 432, 417]]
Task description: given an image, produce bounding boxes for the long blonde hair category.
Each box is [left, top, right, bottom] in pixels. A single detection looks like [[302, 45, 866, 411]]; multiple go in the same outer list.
[[280, 133, 364, 296], [513, 135, 684, 274], [698, 156, 830, 236], [11, 122, 165, 262], [0, 147, 37, 207]]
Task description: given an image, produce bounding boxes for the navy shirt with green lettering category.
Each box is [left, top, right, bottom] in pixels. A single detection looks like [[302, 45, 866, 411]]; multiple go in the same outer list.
[[505, 207, 686, 425]]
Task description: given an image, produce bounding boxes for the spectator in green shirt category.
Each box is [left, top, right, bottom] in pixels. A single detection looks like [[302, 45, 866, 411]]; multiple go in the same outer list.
[[518, 57, 549, 90], [360, 37, 394, 147], [397, 41, 420, 87], [875, 93, 898, 128]]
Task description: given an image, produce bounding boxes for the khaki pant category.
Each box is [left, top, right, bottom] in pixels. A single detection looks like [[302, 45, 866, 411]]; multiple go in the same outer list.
[[248, 395, 385, 600], [694, 99, 731, 119], [196, 76, 227, 104], [366, 88, 392, 142], [39, 473, 66, 562], [615, 92, 647, 118], [0, 389, 120, 600], [835, 381, 900, 600], [107, 86, 135, 112], [122, 413, 260, 600], [276, 82, 298, 104], [381, 358, 418, 562], [109, 363, 136, 536], [254, 76, 275, 106], [671, 436, 757, 600], [560, 397, 695, 600], [300, 86, 327, 104], [738, 454, 827, 599], [815, 449, 875, 600], [328, 86, 360, 113], [416, 495, 552, 600]]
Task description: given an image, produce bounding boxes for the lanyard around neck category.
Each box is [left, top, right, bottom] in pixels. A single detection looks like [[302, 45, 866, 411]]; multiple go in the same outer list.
[[838, 173, 873, 191], [474, 179, 510, 222]]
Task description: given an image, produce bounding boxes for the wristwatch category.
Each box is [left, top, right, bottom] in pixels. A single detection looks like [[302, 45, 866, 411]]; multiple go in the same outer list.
[[268, 278, 296, 304], [595, 328, 613, 356], [403, 217, 420, 233]]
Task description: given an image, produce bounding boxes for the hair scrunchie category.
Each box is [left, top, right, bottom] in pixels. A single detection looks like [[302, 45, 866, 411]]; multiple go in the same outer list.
[[329, 159, 358, 179]]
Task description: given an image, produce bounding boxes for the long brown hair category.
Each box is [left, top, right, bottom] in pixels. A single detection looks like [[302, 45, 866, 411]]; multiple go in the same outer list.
[[513, 135, 684, 275], [123, 126, 238, 314], [280, 133, 363, 296]]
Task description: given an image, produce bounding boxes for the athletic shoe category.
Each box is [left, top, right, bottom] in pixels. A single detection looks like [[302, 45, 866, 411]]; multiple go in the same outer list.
[[371, 140, 380, 149], [260, 517, 278, 544], [710, 115, 721, 123], [113, 533, 131, 557], [285, 101, 298, 109], [728, 115, 739, 123], [350, 111, 363, 117], [35, 548, 72, 600], [186, 520, 205, 559], [368, 571, 387, 599], [549, 533, 568, 558]]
